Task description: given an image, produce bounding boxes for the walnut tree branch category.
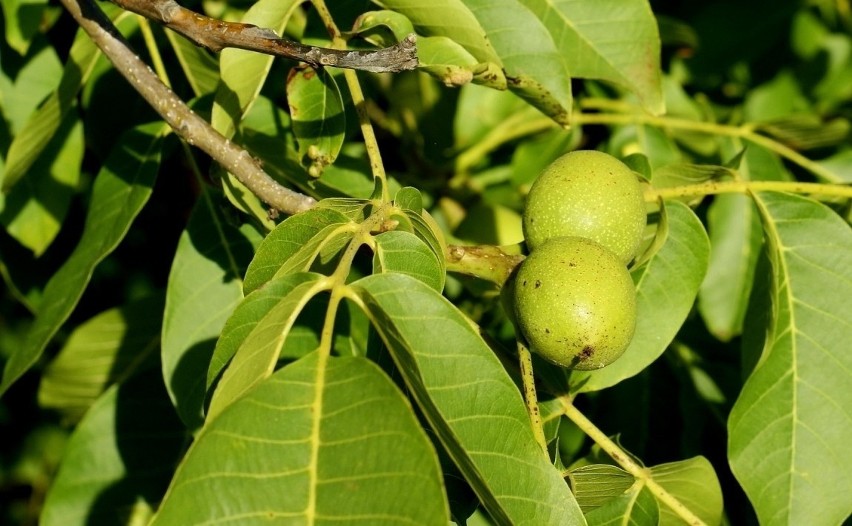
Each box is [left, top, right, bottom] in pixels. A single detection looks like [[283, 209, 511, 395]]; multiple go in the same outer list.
[[59, 0, 316, 215], [107, 0, 418, 73]]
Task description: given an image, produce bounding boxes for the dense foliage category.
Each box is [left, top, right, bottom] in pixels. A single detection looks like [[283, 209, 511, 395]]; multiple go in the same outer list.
[[1, 0, 851, 524]]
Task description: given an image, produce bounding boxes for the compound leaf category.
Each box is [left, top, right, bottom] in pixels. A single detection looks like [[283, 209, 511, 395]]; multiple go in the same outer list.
[[205, 274, 329, 421], [373, 230, 444, 292], [350, 273, 584, 525], [152, 353, 448, 525], [729, 192, 852, 525], [243, 207, 355, 294]]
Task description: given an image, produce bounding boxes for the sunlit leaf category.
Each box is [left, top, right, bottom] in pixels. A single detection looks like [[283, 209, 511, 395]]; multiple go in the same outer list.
[[572, 201, 710, 393], [2, 0, 51, 55], [567, 464, 634, 513], [584, 483, 659, 526], [729, 192, 852, 525], [650, 456, 723, 526], [2, 4, 133, 193], [205, 274, 330, 421], [161, 188, 260, 432], [206, 272, 327, 394], [350, 273, 585, 525], [0, 113, 83, 255], [0, 122, 167, 397], [698, 142, 788, 341], [519, 0, 664, 114], [152, 353, 448, 525], [242, 206, 355, 294], [373, 230, 444, 291], [210, 0, 302, 223], [0, 42, 62, 134], [40, 369, 186, 526], [460, 0, 572, 124], [38, 294, 163, 421], [698, 196, 763, 342], [375, 0, 502, 64]]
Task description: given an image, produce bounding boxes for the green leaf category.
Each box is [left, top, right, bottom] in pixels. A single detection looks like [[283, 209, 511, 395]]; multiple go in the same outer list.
[[375, 0, 502, 65], [698, 193, 763, 342], [287, 66, 346, 175], [567, 464, 634, 513], [460, 0, 572, 124], [572, 201, 710, 393], [696, 138, 789, 343], [350, 273, 585, 525], [205, 274, 329, 421], [2, 0, 51, 55], [394, 186, 423, 212], [210, 0, 302, 221], [728, 192, 852, 525], [242, 206, 355, 294], [38, 294, 164, 421], [164, 30, 220, 97], [161, 188, 260, 432], [510, 128, 578, 188], [649, 456, 723, 526], [373, 231, 445, 292], [404, 210, 449, 279], [211, 0, 301, 138], [584, 484, 659, 526], [2, 4, 133, 193], [0, 112, 83, 255], [1, 42, 62, 134], [519, 0, 664, 114], [415, 36, 480, 86], [205, 272, 327, 394], [152, 353, 448, 525], [0, 122, 167, 397], [39, 369, 187, 526], [454, 83, 528, 150], [353, 10, 416, 45]]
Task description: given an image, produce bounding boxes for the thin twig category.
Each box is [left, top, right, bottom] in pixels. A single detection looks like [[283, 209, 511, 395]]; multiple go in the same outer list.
[[108, 0, 418, 73], [59, 0, 316, 214]]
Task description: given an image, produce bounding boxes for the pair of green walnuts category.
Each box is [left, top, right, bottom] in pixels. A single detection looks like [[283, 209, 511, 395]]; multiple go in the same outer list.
[[511, 150, 646, 370]]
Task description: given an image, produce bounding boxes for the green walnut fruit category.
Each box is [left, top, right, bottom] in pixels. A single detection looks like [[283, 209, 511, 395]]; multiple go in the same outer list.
[[514, 236, 637, 370], [523, 150, 647, 264]]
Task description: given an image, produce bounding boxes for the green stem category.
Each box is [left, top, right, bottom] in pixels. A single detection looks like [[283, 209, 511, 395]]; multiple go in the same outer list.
[[646, 180, 852, 201], [445, 244, 525, 287], [517, 340, 547, 454], [559, 398, 708, 526], [573, 112, 842, 183], [311, 0, 390, 203], [137, 16, 171, 88], [454, 113, 555, 178]]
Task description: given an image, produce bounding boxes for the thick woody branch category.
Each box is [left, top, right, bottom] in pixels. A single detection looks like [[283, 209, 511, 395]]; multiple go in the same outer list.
[[107, 0, 418, 73], [59, 0, 316, 215]]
